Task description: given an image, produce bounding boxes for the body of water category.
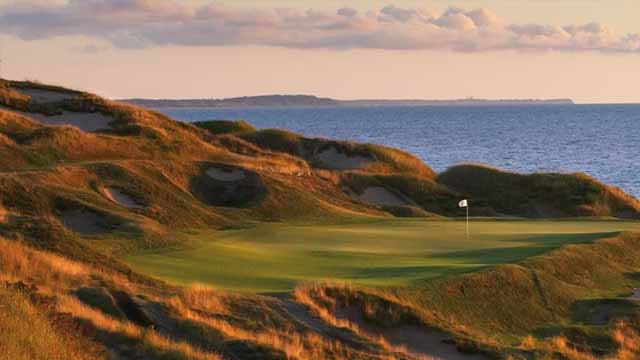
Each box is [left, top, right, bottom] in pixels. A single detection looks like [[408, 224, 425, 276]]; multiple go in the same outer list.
[[157, 104, 640, 198]]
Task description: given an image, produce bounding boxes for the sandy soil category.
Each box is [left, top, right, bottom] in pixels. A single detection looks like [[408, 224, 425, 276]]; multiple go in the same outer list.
[[206, 167, 246, 181], [19, 88, 77, 103], [336, 306, 488, 360], [0, 105, 113, 132], [357, 186, 412, 206], [59, 210, 107, 235], [317, 147, 372, 170], [32, 111, 114, 132], [103, 187, 143, 209]]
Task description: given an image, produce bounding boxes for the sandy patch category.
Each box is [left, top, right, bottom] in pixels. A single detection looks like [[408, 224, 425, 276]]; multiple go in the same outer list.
[[317, 147, 372, 170], [0, 105, 113, 132], [19, 88, 77, 103], [103, 187, 144, 209], [356, 186, 412, 207], [206, 167, 246, 182], [336, 306, 488, 360], [59, 210, 107, 235], [33, 112, 114, 132]]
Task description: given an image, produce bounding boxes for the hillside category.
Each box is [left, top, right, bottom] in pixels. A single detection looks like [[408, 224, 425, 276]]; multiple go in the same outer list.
[[1, 78, 639, 360]]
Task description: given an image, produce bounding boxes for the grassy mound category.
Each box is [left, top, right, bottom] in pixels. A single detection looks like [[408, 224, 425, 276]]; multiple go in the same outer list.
[[439, 164, 640, 218], [193, 120, 256, 135], [239, 129, 436, 177], [298, 232, 640, 359], [342, 172, 462, 216]]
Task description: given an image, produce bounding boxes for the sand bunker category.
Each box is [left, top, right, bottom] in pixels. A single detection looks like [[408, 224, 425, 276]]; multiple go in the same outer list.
[[103, 188, 143, 209], [317, 147, 372, 170], [59, 210, 107, 235], [336, 306, 487, 360], [206, 167, 246, 182], [33, 112, 114, 132], [19, 88, 77, 103], [0, 106, 113, 132], [356, 187, 412, 207]]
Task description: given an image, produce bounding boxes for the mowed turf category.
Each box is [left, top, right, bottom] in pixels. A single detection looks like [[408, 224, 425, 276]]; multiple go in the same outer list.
[[125, 219, 640, 293]]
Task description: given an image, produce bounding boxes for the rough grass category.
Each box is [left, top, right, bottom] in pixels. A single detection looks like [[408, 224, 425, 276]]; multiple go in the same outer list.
[[341, 172, 461, 216], [438, 163, 640, 218], [0, 287, 101, 360], [0, 237, 403, 360], [193, 119, 257, 134], [239, 128, 436, 177]]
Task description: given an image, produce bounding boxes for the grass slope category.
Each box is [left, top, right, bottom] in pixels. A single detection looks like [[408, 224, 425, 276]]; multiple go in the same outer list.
[[439, 164, 640, 218], [0, 287, 102, 360], [125, 219, 640, 292]]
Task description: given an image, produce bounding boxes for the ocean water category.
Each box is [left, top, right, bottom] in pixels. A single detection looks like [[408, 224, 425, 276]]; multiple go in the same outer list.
[[158, 105, 640, 198]]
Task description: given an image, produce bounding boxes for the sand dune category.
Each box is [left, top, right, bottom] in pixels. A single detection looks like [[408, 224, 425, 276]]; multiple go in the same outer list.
[[356, 186, 412, 206], [206, 167, 246, 181], [316, 147, 372, 170], [19, 88, 77, 103], [103, 187, 144, 209]]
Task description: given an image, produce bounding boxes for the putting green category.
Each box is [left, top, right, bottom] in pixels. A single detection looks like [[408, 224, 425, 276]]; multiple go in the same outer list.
[[125, 219, 640, 293]]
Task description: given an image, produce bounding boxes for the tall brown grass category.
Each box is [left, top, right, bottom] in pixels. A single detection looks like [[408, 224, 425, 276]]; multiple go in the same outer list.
[[0, 287, 101, 360], [293, 283, 434, 360], [520, 321, 640, 360], [57, 295, 222, 360]]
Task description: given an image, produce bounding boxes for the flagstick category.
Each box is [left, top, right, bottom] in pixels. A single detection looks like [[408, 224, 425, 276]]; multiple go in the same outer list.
[[466, 206, 469, 240]]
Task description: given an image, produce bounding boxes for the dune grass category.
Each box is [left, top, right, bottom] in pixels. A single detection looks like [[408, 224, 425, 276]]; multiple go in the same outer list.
[[0, 287, 101, 360], [125, 219, 640, 293]]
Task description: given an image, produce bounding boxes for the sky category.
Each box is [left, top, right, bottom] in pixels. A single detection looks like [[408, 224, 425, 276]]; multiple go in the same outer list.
[[0, 0, 639, 103]]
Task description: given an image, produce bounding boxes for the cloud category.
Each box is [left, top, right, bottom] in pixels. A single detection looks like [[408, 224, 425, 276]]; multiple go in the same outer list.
[[0, 0, 638, 53]]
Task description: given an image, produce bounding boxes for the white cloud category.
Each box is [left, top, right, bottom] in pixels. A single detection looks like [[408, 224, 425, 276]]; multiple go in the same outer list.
[[0, 0, 638, 53]]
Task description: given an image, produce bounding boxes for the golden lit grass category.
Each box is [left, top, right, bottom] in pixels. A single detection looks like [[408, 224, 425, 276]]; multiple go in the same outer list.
[[0, 237, 90, 289], [519, 322, 640, 360], [171, 296, 370, 360], [0, 236, 135, 293], [57, 295, 222, 360], [0, 237, 226, 359], [0, 287, 101, 360], [293, 283, 433, 360]]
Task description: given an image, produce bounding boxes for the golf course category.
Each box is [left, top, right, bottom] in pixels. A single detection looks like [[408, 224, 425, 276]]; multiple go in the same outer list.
[[125, 219, 640, 292], [4, 78, 640, 359]]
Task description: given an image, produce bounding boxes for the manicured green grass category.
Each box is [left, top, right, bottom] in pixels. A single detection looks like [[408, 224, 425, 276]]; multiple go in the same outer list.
[[124, 219, 640, 293]]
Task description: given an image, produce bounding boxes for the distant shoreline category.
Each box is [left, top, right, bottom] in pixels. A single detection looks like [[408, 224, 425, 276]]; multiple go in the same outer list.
[[121, 95, 575, 109]]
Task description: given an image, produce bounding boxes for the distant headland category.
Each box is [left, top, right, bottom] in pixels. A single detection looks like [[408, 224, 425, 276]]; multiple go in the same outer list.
[[121, 95, 575, 108]]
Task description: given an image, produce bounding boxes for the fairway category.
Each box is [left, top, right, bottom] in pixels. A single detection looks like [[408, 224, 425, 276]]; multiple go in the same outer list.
[[125, 219, 640, 293]]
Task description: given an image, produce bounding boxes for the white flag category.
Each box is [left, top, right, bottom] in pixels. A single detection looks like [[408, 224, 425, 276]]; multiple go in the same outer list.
[[458, 199, 468, 208]]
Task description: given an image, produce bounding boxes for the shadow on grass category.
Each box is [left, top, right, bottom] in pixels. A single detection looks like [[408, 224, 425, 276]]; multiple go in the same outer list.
[[430, 232, 619, 265]]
